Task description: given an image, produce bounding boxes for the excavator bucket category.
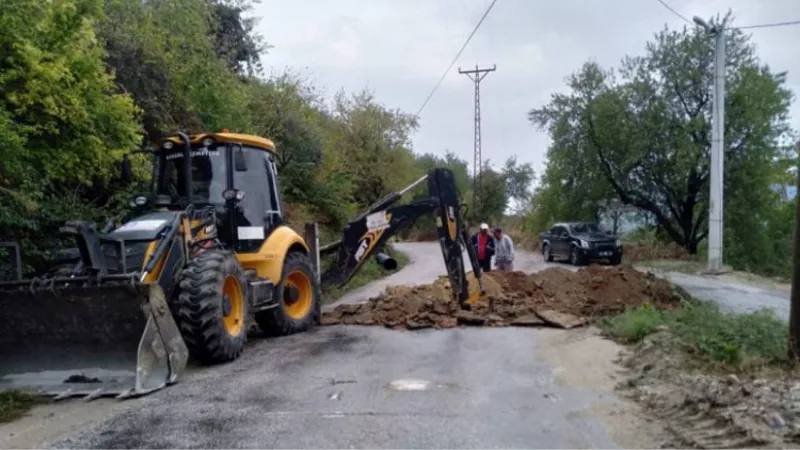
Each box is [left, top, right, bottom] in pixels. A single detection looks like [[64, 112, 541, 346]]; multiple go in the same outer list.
[[0, 281, 188, 401]]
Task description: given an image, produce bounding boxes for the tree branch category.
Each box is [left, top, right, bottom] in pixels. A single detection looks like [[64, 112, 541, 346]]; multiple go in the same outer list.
[[585, 106, 686, 245]]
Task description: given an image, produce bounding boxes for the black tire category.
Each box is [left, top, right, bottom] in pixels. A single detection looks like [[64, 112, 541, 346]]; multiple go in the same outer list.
[[255, 251, 320, 337], [177, 248, 248, 364], [569, 246, 584, 266], [542, 244, 553, 262], [610, 254, 622, 265]]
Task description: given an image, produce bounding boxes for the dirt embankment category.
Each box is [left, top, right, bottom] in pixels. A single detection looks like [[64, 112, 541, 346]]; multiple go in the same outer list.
[[322, 264, 689, 330], [623, 242, 696, 263], [617, 333, 800, 449]]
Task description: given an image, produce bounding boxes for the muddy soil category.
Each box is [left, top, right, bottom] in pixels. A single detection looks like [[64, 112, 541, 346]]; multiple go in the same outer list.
[[322, 264, 689, 330], [537, 326, 674, 448], [616, 332, 800, 449]]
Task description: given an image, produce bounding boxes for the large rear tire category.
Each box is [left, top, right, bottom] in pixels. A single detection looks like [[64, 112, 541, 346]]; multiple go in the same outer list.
[[177, 248, 248, 364], [255, 251, 320, 337]]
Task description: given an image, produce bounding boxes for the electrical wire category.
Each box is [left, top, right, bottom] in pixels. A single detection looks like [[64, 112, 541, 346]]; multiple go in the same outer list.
[[655, 0, 690, 24], [655, 0, 800, 30], [415, 0, 499, 117], [734, 19, 800, 30]]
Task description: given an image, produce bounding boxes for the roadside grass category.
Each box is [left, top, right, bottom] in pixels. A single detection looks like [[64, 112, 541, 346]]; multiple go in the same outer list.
[[0, 390, 42, 423], [598, 300, 789, 372], [321, 246, 409, 304]]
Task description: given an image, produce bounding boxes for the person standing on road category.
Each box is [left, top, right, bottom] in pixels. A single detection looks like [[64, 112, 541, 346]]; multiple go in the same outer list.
[[493, 227, 515, 271], [471, 223, 496, 273]]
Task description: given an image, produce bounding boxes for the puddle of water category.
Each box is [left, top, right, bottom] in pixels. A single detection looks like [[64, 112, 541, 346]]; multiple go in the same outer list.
[[387, 378, 432, 391], [386, 378, 459, 391]]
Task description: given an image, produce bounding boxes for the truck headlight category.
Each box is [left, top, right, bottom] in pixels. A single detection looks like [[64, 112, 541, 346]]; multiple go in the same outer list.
[[615, 239, 621, 247], [580, 239, 590, 249]]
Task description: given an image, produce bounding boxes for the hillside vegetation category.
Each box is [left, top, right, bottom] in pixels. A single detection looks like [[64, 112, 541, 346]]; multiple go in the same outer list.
[[0, 0, 534, 278]]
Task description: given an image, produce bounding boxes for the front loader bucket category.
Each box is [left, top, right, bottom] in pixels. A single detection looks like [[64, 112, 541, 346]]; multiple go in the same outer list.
[[0, 283, 189, 401]]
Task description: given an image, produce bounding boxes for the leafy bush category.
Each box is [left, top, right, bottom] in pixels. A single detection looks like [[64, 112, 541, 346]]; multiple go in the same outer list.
[[601, 300, 789, 369]]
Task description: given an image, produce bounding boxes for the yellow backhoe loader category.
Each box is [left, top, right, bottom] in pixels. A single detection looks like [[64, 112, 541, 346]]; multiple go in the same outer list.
[[0, 131, 485, 401]]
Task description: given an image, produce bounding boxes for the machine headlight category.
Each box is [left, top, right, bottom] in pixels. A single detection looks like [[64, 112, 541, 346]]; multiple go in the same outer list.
[[163, 141, 174, 150], [580, 239, 590, 249], [133, 195, 148, 207], [201, 137, 214, 148], [615, 239, 621, 247], [222, 189, 245, 201]]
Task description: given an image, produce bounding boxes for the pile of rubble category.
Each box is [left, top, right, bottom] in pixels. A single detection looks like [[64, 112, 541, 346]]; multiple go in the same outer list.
[[322, 264, 689, 330]]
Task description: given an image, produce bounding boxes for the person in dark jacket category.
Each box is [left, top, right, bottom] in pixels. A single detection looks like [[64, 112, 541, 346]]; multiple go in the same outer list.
[[470, 223, 496, 272]]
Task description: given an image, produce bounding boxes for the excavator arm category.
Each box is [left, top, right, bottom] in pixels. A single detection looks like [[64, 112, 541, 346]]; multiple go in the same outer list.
[[320, 168, 486, 309]]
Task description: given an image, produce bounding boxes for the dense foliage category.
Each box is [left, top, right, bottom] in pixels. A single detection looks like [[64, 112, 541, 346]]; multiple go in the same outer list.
[[525, 12, 797, 278], [0, 0, 533, 276]]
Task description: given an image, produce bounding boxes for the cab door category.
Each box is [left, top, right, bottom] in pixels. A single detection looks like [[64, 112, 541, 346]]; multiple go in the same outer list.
[[551, 225, 569, 258]]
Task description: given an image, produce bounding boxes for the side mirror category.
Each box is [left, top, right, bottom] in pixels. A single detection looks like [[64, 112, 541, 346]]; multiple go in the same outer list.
[[234, 146, 248, 172]]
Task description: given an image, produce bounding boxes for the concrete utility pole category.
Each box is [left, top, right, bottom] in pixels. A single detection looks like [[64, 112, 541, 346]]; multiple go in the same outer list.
[[693, 16, 726, 273], [459, 64, 496, 210], [790, 141, 800, 361]]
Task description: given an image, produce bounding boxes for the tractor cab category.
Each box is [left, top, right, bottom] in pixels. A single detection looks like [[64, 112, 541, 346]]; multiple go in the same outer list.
[[137, 132, 286, 253]]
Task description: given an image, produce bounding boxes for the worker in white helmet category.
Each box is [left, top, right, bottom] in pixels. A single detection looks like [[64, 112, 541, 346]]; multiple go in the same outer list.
[[470, 223, 496, 272]]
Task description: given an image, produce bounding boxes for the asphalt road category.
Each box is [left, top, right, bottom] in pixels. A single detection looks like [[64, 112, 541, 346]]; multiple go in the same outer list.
[[48, 242, 645, 449], [53, 326, 631, 449], [647, 269, 790, 320], [331, 242, 791, 321]]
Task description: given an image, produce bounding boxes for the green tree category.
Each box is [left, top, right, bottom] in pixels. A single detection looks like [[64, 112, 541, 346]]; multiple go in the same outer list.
[[472, 160, 508, 224], [501, 156, 536, 214], [528, 14, 794, 262], [208, 0, 267, 76], [329, 89, 419, 207], [0, 0, 141, 273], [99, 0, 252, 142]]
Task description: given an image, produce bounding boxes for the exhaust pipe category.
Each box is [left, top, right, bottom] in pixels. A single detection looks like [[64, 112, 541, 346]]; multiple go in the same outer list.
[[376, 252, 398, 271]]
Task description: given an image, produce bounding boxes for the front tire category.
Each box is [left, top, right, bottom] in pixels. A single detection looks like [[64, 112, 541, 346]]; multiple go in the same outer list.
[[542, 244, 553, 262], [177, 248, 248, 364], [569, 246, 584, 266], [255, 251, 321, 337], [610, 254, 622, 265]]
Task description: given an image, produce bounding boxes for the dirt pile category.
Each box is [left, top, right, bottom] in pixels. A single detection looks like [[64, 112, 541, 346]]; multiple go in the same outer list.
[[322, 264, 689, 330], [617, 332, 800, 448]]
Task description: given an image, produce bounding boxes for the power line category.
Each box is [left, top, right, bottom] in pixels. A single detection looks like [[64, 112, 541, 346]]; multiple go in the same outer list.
[[415, 0, 499, 117], [655, 0, 690, 24], [735, 19, 800, 30], [655, 0, 800, 31]]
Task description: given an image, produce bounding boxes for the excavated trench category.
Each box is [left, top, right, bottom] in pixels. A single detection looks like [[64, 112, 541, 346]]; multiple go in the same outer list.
[[322, 264, 690, 330]]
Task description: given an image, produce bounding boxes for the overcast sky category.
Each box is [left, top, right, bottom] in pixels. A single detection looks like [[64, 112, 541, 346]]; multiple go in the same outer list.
[[254, 0, 800, 180]]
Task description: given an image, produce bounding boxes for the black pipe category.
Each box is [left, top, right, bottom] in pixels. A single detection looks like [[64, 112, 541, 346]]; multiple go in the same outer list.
[[376, 252, 397, 271], [177, 131, 192, 204]]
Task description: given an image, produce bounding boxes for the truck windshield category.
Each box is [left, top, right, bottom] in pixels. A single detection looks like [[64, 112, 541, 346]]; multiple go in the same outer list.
[[571, 223, 600, 234], [155, 145, 228, 204]]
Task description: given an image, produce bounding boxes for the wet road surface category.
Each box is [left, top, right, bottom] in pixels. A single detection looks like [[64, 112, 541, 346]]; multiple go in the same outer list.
[[333, 242, 791, 321], [646, 269, 790, 320], [52, 326, 627, 449], [46, 242, 650, 449]]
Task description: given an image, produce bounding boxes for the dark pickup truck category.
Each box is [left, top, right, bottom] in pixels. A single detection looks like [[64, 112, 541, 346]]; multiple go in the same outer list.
[[539, 222, 623, 266]]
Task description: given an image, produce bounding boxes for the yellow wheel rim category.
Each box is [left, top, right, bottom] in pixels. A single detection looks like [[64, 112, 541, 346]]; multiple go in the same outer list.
[[222, 275, 245, 336], [284, 270, 313, 320]]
